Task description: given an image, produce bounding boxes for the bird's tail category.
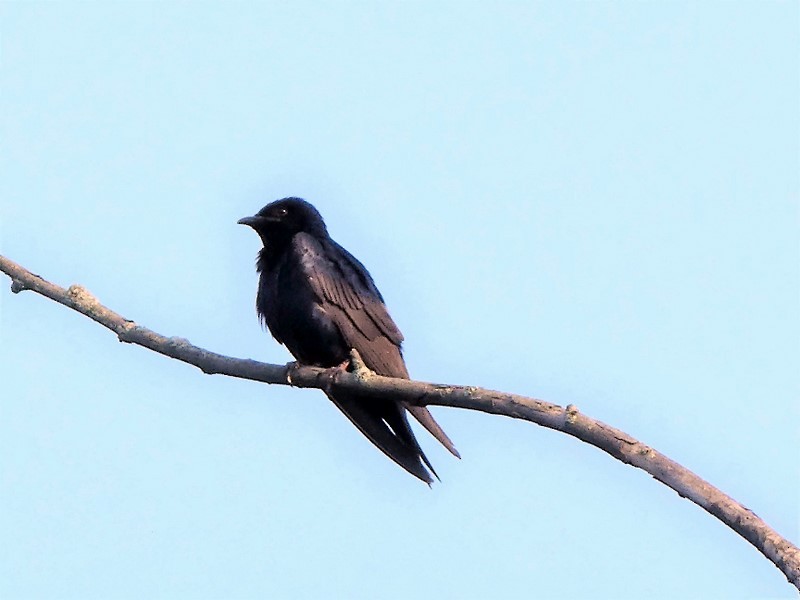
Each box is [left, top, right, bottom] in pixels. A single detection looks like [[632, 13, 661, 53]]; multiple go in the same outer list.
[[326, 390, 438, 484], [406, 405, 461, 459]]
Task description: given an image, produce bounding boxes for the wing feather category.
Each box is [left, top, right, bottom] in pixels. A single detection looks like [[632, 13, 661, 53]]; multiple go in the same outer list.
[[293, 233, 405, 373], [289, 232, 460, 461]]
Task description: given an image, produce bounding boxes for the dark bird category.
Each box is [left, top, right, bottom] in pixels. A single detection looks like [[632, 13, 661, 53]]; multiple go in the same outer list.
[[238, 197, 459, 483]]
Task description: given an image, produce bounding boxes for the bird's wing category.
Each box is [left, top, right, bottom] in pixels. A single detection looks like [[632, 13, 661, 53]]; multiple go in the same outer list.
[[292, 233, 407, 376], [293, 232, 460, 462]]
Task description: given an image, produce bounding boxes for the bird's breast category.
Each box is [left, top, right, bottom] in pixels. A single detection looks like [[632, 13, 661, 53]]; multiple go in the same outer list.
[[257, 260, 348, 367]]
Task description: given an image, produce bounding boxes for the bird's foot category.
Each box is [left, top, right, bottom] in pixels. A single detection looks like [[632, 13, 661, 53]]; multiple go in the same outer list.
[[348, 348, 374, 381], [285, 361, 302, 386], [317, 358, 351, 391]]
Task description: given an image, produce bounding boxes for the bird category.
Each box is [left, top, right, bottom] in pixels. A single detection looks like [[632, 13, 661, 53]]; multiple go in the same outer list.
[[238, 197, 459, 483]]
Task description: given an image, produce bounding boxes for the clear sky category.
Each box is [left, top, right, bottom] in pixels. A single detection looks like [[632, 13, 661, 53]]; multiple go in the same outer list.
[[1, 2, 797, 598]]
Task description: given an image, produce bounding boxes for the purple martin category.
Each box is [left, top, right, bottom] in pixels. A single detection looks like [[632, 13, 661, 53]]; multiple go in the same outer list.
[[239, 198, 459, 483]]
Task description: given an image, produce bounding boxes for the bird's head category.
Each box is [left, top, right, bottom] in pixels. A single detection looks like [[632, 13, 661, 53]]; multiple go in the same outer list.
[[238, 197, 328, 247]]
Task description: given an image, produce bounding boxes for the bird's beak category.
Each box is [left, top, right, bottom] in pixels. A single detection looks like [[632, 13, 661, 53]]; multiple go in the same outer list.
[[237, 216, 262, 227]]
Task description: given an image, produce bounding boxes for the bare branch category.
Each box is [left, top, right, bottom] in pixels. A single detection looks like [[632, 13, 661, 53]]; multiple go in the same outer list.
[[2, 253, 798, 589]]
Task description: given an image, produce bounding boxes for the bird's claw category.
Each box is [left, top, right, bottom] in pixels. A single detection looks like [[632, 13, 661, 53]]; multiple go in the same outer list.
[[285, 361, 302, 385], [316, 358, 351, 391], [349, 348, 373, 381]]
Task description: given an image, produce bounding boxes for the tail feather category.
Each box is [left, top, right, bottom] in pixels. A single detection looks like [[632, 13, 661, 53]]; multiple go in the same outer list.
[[326, 391, 435, 484], [406, 405, 461, 459], [382, 405, 440, 482]]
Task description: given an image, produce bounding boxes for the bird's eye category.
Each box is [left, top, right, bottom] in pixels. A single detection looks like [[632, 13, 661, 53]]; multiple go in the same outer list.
[[277, 207, 289, 217]]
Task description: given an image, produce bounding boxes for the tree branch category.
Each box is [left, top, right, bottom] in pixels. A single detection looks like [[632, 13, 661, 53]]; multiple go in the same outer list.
[[1, 253, 798, 589]]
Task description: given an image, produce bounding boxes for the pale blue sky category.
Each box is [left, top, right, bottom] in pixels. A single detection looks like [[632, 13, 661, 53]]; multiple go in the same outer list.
[[1, 2, 798, 598]]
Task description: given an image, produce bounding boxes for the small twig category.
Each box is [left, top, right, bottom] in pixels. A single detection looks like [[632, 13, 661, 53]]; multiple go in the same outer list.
[[1, 253, 798, 589]]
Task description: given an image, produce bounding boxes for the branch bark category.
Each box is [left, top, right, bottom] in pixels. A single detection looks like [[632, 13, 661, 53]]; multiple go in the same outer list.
[[2, 253, 798, 589]]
